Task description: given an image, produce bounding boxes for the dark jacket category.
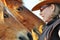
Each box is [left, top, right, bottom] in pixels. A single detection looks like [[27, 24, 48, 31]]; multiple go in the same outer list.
[[33, 17, 60, 40]]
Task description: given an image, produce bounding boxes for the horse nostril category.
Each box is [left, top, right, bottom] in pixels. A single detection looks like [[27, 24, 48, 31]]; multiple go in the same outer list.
[[17, 31, 33, 40], [27, 32, 33, 40], [19, 37, 24, 40]]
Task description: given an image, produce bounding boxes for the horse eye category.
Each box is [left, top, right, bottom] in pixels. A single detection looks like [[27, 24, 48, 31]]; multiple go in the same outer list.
[[4, 14, 9, 18], [17, 7, 23, 11]]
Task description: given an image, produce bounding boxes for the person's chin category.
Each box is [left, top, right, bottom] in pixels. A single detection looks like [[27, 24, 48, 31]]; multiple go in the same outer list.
[[44, 20, 50, 23], [46, 18, 52, 22]]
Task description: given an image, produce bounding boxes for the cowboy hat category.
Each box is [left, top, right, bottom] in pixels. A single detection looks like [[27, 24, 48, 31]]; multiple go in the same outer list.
[[32, 0, 60, 11]]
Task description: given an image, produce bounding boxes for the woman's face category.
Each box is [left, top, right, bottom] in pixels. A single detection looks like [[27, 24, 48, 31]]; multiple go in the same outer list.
[[40, 4, 55, 23]]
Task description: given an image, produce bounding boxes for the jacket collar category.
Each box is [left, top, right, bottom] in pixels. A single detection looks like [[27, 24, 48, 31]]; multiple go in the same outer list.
[[47, 17, 59, 26]]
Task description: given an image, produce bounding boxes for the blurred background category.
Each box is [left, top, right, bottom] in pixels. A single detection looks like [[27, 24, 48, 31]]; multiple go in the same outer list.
[[23, 0, 43, 19]]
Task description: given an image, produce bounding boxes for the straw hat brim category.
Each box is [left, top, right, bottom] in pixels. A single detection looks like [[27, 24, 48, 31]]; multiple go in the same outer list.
[[32, 1, 60, 11]]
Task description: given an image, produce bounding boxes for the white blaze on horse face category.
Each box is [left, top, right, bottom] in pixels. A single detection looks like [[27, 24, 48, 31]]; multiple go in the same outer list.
[[58, 29, 60, 38]]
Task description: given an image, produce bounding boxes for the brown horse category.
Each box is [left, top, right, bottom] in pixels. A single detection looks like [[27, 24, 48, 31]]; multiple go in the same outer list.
[[0, 0, 45, 40]]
